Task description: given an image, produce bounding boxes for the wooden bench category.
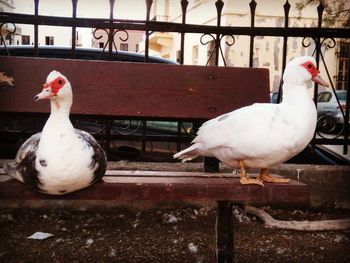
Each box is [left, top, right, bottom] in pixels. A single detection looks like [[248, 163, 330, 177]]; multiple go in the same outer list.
[[0, 56, 309, 263]]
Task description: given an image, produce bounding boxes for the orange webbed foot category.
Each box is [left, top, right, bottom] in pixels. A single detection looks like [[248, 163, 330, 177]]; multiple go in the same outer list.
[[258, 168, 289, 183], [238, 160, 264, 187]]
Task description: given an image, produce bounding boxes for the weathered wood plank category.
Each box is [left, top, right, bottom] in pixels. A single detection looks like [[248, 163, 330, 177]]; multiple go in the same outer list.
[[0, 168, 284, 178], [0, 171, 309, 206], [0, 56, 270, 120]]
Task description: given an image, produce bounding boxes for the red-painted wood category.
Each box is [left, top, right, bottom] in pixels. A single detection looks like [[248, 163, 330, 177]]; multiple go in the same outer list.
[[0, 171, 309, 206], [0, 56, 270, 120]]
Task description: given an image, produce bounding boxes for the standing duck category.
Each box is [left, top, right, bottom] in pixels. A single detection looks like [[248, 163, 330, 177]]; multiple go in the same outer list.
[[4, 70, 107, 195], [174, 56, 328, 186]]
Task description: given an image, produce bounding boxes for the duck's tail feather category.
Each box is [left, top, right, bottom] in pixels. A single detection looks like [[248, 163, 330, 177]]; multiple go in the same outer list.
[[173, 144, 199, 163], [3, 162, 24, 183]]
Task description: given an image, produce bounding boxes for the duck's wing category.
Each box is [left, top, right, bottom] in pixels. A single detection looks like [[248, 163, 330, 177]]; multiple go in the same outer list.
[[193, 103, 281, 155], [74, 129, 107, 184], [4, 132, 42, 190]]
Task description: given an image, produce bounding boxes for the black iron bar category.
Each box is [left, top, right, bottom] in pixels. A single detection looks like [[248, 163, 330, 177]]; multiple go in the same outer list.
[[180, 0, 188, 65], [33, 0, 39, 56], [214, 0, 224, 66], [108, 0, 116, 59], [344, 59, 350, 155], [311, 2, 324, 147], [276, 0, 291, 104], [248, 0, 256, 67], [71, 0, 78, 58], [144, 0, 153, 63], [1, 12, 349, 38]]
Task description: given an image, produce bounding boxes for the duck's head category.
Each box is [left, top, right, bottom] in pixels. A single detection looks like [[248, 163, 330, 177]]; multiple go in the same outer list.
[[34, 70, 72, 103], [283, 56, 328, 87]]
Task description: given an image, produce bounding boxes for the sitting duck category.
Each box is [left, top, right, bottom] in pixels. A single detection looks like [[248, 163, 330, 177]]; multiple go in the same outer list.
[[4, 70, 107, 195]]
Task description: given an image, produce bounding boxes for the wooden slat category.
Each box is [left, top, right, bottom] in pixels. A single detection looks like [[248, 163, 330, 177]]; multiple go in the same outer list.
[[0, 168, 283, 178], [0, 56, 270, 119], [0, 170, 309, 206], [106, 170, 239, 178]]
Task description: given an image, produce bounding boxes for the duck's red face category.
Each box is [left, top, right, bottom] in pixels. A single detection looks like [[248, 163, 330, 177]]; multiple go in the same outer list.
[[34, 76, 66, 101], [301, 61, 319, 79], [300, 60, 329, 87]]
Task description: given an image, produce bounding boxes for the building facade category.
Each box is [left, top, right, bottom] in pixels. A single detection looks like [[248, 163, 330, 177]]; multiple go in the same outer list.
[[149, 0, 349, 92], [1, 0, 348, 92]]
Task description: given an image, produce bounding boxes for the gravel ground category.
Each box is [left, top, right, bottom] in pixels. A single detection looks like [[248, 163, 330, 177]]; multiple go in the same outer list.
[[1, 206, 349, 263]]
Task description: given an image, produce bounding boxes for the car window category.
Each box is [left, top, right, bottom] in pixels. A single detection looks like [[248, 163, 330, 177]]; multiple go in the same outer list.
[[317, 92, 332, 102], [336, 92, 347, 101]]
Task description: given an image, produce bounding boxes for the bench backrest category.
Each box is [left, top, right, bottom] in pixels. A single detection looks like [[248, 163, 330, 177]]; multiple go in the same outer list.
[[0, 56, 270, 120]]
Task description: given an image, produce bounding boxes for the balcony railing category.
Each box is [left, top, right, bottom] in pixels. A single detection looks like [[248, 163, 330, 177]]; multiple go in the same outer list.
[[0, 0, 349, 160]]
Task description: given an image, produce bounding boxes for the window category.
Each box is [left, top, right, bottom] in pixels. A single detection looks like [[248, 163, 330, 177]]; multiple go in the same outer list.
[[120, 43, 128, 51], [317, 92, 332, 103], [336, 42, 350, 90], [336, 91, 347, 101], [135, 44, 139, 52], [45, 36, 54, 45], [21, 35, 30, 45], [99, 42, 104, 48]]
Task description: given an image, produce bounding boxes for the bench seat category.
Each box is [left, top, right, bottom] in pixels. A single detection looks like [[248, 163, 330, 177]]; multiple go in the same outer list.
[[0, 169, 309, 206]]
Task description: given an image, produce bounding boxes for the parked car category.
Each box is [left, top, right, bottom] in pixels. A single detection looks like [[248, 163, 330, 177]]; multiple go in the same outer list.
[[0, 45, 178, 64], [317, 90, 348, 133]]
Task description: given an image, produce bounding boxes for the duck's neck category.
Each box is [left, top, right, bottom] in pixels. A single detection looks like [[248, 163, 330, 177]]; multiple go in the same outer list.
[[49, 99, 72, 118], [39, 98, 74, 149], [281, 82, 313, 105]]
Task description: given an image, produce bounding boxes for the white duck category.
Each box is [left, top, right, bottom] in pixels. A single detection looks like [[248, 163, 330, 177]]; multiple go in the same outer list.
[[4, 70, 107, 195], [174, 56, 328, 186]]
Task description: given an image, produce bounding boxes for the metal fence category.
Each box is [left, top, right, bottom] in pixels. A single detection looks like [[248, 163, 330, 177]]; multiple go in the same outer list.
[[0, 0, 349, 159]]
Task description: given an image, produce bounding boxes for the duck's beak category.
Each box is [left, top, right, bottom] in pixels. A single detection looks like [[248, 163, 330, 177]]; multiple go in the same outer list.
[[312, 71, 329, 87], [34, 84, 52, 102]]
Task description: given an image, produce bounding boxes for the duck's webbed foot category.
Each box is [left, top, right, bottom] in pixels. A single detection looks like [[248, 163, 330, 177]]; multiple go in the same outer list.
[[238, 160, 264, 187], [257, 168, 289, 183]]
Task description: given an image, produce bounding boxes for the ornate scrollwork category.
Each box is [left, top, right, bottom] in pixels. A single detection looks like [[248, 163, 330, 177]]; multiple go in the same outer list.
[[301, 36, 314, 48], [200, 33, 235, 66], [74, 119, 106, 135], [316, 115, 344, 139], [224, 35, 235, 47], [302, 37, 336, 55], [92, 28, 129, 58], [112, 120, 142, 136], [200, 33, 216, 46], [320, 37, 336, 49]]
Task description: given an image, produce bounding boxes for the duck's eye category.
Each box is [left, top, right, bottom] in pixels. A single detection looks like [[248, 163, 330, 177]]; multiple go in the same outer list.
[[58, 79, 63, 85], [308, 64, 313, 69]]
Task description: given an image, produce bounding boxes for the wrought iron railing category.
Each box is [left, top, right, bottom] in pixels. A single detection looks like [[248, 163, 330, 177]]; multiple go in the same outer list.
[[0, 0, 349, 159]]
